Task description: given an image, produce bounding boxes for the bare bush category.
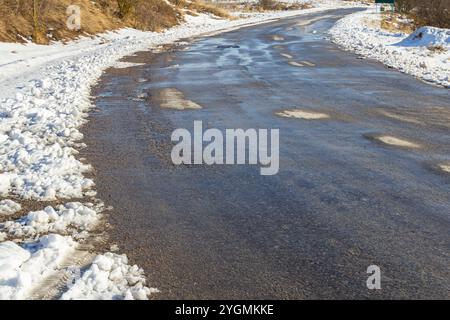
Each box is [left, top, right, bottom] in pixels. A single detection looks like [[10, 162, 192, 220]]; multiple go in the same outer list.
[[395, 0, 450, 28], [117, 0, 135, 18], [258, 0, 276, 10], [131, 0, 179, 31]]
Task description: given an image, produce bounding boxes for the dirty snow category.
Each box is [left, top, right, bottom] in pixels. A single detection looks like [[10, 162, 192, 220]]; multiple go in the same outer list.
[[329, 8, 450, 87], [0, 1, 359, 299]]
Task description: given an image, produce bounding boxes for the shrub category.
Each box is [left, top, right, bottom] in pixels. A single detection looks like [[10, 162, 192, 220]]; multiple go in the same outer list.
[[395, 0, 450, 28]]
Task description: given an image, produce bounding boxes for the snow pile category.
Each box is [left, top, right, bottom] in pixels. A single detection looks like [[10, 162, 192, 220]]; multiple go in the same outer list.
[[0, 200, 21, 216], [0, 76, 95, 200], [396, 26, 450, 48], [329, 9, 450, 87], [1, 202, 99, 240], [61, 253, 156, 300], [0, 234, 75, 299]]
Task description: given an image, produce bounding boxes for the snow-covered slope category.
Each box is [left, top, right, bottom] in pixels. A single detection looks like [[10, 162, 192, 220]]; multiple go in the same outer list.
[[329, 8, 450, 87]]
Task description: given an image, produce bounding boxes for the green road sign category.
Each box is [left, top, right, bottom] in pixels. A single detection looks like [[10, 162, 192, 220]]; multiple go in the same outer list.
[[376, 0, 395, 3]]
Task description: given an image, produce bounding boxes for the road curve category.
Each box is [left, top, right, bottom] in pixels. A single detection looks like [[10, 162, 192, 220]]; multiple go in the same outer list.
[[82, 8, 450, 299]]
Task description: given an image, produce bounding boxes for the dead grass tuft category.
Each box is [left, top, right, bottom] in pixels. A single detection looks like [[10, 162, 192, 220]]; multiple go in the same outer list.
[[185, 0, 231, 19]]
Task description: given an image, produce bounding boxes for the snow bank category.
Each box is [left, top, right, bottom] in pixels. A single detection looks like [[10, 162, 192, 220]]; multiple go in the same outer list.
[[61, 253, 157, 300], [1, 202, 99, 240], [329, 8, 450, 87], [397, 26, 450, 48], [0, 234, 75, 299]]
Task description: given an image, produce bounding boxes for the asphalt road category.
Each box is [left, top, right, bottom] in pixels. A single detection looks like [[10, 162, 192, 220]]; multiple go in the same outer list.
[[83, 8, 450, 299]]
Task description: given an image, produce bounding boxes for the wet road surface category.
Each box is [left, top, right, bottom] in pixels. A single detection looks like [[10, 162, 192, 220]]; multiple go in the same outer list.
[[83, 8, 450, 299]]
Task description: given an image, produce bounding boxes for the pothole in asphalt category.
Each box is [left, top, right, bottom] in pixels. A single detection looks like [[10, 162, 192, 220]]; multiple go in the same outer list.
[[366, 134, 421, 149], [156, 88, 202, 110], [281, 53, 293, 59], [272, 35, 285, 41], [276, 109, 330, 120], [217, 45, 240, 49], [288, 61, 304, 67], [130, 92, 148, 102], [439, 164, 450, 173], [300, 60, 316, 67]]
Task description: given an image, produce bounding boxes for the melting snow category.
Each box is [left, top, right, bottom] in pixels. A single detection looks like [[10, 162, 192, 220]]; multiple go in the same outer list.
[[329, 8, 450, 87]]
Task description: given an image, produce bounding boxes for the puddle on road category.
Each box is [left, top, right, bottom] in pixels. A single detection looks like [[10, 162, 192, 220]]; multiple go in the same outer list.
[[272, 35, 285, 41], [288, 61, 304, 67], [276, 109, 330, 120], [156, 88, 202, 110], [368, 134, 421, 149]]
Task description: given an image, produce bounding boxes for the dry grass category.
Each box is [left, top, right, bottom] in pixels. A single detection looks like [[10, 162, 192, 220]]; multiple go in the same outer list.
[[185, 0, 231, 19], [0, 0, 180, 44], [380, 13, 415, 33], [237, 0, 312, 13], [127, 0, 179, 32], [0, 0, 124, 44], [427, 44, 447, 53]]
